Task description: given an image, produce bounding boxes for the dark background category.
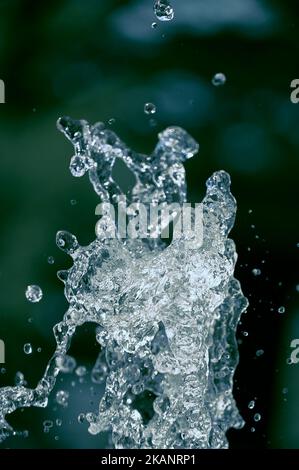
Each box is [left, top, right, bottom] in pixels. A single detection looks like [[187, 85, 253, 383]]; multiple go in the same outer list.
[[0, 0, 299, 448]]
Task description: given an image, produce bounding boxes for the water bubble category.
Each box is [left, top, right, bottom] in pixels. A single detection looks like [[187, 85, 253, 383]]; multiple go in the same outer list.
[[252, 268, 261, 276], [43, 420, 53, 428], [282, 387, 288, 395], [256, 349, 264, 357], [75, 366, 87, 377], [55, 390, 69, 407], [144, 102, 156, 115], [43, 420, 53, 433], [108, 118, 115, 125], [149, 118, 157, 128], [47, 256, 55, 264], [253, 413, 261, 422], [251, 427, 255, 432], [55, 355, 76, 373], [70, 199, 77, 206], [248, 400, 255, 409], [151, 22, 157, 29], [78, 413, 85, 423], [242, 331, 248, 337], [278, 306, 285, 314], [296, 285, 299, 292], [37, 347, 42, 353], [212, 73, 227, 87], [1, 367, 6, 374], [153, 0, 174, 21], [25, 285, 43, 303], [23, 343, 33, 355], [56, 419, 62, 426]]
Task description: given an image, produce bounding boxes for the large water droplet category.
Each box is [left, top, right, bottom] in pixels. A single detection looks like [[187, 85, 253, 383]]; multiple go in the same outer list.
[[56, 231, 79, 255], [25, 285, 43, 303], [144, 102, 156, 115], [69, 155, 87, 177], [212, 73, 227, 87], [23, 343, 33, 355], [153, 0, 174, 21]]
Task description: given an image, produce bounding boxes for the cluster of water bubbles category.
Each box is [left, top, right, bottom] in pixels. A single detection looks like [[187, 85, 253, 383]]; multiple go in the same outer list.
[[0, 117, 247, 448]]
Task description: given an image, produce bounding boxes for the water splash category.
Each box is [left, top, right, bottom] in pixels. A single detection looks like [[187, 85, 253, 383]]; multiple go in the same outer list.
[[0, 117, 247, 448]]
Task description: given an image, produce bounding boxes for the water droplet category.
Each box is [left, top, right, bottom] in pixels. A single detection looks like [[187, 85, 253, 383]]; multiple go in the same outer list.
[[144, 102, 156, 115], [248, 400, 255, 409], [75, 366, 87, 377], [47, 256, 55, 264], [23, 343, 33, 355], [25, 285, 43, 303], [69, 155, 87, 177], [254, 413, 261, 422], [278, 306, 285, 314], [43, 420, 53, 428], [212, 73, 226, 87], [256, 349, 264, 357], [56, 231, 78, 255], [252, 268, 261, 276], [55, 390, 69, 407], [15, 371, 25, 386], [153, 0, 174, 21]]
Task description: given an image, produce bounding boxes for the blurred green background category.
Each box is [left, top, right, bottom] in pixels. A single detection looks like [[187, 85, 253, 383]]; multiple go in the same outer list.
[[0, 0, 299, 448]]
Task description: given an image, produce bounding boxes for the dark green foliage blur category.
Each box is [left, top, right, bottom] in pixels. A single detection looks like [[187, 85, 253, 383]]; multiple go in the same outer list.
[[0, 0, 298, 448]]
